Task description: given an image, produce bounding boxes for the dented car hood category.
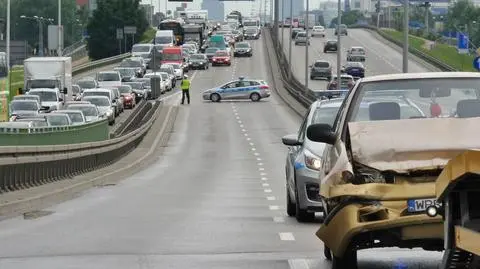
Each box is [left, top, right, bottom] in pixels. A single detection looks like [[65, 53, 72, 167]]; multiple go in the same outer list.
[[348, 117, 480, 173]]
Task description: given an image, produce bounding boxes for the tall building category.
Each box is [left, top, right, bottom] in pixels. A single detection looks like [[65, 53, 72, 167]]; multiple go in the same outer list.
[[201, 0, 225, 21], [281, 0, 304, 17]]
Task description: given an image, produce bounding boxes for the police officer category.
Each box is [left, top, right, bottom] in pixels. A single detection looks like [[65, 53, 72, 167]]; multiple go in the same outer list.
[[181, 74, 191, 105]]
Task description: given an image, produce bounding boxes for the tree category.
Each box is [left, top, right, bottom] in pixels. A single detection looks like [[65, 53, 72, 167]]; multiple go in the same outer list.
[[331, 10, 365, 26], [86, 0, 149, 60], [0, 0, 80, 48]]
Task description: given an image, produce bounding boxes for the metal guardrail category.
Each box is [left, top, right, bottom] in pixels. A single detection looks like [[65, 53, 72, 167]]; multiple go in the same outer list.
[[72, 52, 131, 76], [0, 100, 163, 192], [350, 25, 457, 71]]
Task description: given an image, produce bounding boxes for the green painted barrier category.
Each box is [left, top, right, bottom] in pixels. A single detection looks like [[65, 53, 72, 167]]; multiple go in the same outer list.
[[0, 119, 109, 146]]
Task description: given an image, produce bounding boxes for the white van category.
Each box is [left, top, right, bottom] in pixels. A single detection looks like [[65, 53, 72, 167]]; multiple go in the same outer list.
[[154, 30, 174, 46]]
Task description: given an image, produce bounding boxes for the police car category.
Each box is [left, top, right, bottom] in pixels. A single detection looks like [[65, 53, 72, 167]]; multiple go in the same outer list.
[[202, 77, 271, 102]]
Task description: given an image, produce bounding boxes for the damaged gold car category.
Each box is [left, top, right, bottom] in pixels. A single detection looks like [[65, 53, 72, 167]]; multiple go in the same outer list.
[[306, 72, 480, 268]]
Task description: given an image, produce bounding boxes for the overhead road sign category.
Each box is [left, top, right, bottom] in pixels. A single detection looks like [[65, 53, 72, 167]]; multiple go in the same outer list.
[[457, 33, 469, 54], [124, 26, 137, 34]]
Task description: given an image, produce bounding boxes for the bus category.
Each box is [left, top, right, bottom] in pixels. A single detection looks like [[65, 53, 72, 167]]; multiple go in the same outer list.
[[159, 19, 185, 45], [0, 52, 8, 121]]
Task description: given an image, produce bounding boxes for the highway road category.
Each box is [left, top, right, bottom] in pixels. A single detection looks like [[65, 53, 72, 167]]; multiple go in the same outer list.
[[0, 34, 442, 269], [280, 27, 433, 91]]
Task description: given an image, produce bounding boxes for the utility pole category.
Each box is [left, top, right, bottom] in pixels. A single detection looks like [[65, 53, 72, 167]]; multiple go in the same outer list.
[[336, 0, 342, 91], [58, 0, 62, 56], [403, 0, 409, 73], [288, 0, 293, 78], [305, 0, 310, 94]]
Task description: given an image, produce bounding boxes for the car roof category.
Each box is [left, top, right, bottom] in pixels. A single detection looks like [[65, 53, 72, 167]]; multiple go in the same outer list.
[[56, 110, 83, 114], [84, 95, 109, 99], [11, 99, 38, 103], [68, 103, 96, 107], [314, 98, 344, 108], [84, 88, 111, 92], [98, 71, 118, 74], [350, 46, 364, 49], [361, 72, 480, 83], [28, 88, 57, 92]]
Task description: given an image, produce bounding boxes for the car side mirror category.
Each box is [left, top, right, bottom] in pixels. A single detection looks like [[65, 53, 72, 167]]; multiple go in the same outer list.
[[58, 97, 63, 102], [63, 87, 68, 94], [306, 124, 337, 145], [282, 134, 302, 146]]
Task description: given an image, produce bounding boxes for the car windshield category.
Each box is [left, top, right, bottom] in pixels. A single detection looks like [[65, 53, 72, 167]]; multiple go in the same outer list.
[[332, 77, 353, 87], [120, 60, 141, 68], [29, 91, 57, 102], [313, 105, 341, 126], [47, 115, 69, 126], [327, 41, 337, 44], [65, 112, 84, 123], [314, 62, 329, 68], [245, 29, 257, 34], [132, 45, 151, 52], [206, 48, 219, 53], [125, 83, 142, 90], [118, 86, 132, 94], [350, 48, 365, 54], [77, 80, 96, 89], [83, 91, 110, 98], [350, 78, 480, 122], [134, 79, 151, 87], [163, 54, 182, 61], [115, 68, 135, 76], [190, 54, 205, 59], [171, 63, 181, 69], [69, 105, 97, 116], [10, 101, 39, 111], [215, 51, 228, 57], [97, 73, 119, 81], [155, 36, 172, 44], [236, 43, 249, 48], [84, 97, 110, 107], [159, 68, 172, 74], [243, 21, 258, 27], [346, 62, 363, 68], [296, 33, 306, 37]]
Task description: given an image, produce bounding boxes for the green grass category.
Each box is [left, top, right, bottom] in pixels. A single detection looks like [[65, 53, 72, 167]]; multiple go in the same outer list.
[[381, 29, 475, 71], [140, 28, 156, 43]]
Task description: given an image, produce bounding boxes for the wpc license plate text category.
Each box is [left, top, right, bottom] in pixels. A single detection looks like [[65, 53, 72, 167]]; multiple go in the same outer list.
[[407, 198, 442, 213]]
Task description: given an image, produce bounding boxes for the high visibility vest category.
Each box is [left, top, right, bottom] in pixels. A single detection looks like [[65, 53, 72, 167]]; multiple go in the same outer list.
[[181, 79, 190, 90]]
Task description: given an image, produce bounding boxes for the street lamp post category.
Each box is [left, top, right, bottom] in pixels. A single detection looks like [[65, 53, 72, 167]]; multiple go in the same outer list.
[[20, 15, 54, 57], [305, 0, 310, 94], [403, 0, 409, 73], [281, 0, 284, 50], [336, 0, 342, 91], [288, 0, 292, 78], [58, 0, 62, 56], [6, 0, 10, 70]]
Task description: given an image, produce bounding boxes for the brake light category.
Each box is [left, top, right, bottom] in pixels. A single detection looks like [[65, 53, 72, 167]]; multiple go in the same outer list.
[[260, 85, 269, 89]]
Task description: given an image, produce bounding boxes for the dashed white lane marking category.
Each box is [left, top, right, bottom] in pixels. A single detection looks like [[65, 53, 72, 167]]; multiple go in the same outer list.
[[247, 137, 251, 141], [288, 259, 309, 269], [236, 116, 240, 120], [259, 167, 265, 171], [269, 205, 280, 210], [279, 232, 295, 241], [264, 189, 272, 193], [256, 157, 262, 161], [262, 183, 269, 187], [261, 177, 268, 181], [244, 133, 249, 137], [249, 142, 255, 146], [260, 172, 267, 176], [238, 120, 242, 124], [258, 162, 263, 166], [267, 196, 276, 200], [251, 147, 256, 151], [240, 124, 244, 128], [273, 216, 285, 223], [242, 129, 247, 132]]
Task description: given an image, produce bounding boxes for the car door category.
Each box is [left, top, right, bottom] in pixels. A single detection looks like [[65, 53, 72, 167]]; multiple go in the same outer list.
[[217, 82, 238, 99], [232, 80, 253, 99], [287, 108, 310, 195]]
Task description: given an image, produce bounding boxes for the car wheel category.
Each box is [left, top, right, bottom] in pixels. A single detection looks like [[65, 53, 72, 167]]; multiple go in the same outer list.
[[286, 184, 296, 217], [210, 93, 221, 102], [332, 249, 357, 269], [310, 76, 314, 80], [323, 50, 327, 53], [250, 92, 261, 102], [295, 186, 315, 222]]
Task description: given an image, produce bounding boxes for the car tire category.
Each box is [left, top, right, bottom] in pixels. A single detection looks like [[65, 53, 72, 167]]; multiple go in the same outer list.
[[332, 249, 357, 269], [250, 92, 261, 102], [286, 184, 296, 217], [210, 93, 221, 102], [310, 76, 314, 80], [295, 186, 315, 222], [323, 49, 327, 53]]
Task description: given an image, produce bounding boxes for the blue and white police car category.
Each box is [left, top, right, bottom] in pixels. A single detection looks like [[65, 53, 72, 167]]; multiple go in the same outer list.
[[202, 77, 271, 102]]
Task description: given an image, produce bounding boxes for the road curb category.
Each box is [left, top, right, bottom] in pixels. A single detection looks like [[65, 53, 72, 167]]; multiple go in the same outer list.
[[0, 104, 179, 219]]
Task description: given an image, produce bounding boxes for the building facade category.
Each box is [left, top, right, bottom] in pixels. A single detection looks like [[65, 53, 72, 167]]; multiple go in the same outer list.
[[201, 0, 225, 21]]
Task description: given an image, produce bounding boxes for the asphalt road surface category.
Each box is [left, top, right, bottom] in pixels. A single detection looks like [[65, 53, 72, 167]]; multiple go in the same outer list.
[[280, 28, 431, 92], [0, 34, 443, 268]]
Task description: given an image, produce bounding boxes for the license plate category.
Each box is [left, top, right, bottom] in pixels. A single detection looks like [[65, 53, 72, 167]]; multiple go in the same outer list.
[[407, 198, 442, 212]]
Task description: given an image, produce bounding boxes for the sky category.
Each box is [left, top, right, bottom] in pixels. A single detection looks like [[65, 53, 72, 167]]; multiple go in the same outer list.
[[141, 0, 323, 16]]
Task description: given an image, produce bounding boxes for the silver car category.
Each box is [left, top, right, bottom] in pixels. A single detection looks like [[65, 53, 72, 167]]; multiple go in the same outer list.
[[294, 31, 310, 46], [346, 46, 366, 62], [202, 77, 271, 102], [65, 104, 101, 123], [9, 100, 42, 120], [54, 110, 86, 125], [82, 96, 115, 125], [282, 98, 344, 222]]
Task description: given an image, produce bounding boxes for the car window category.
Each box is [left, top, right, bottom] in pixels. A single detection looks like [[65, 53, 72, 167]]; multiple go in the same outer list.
[[67, 112, 84, 123], [223, 82, 238, 88], [312, 106, 341, 126], [48, 115, 69, 126], [97, 73, 120, 81], [314, 62, 329, 68]]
